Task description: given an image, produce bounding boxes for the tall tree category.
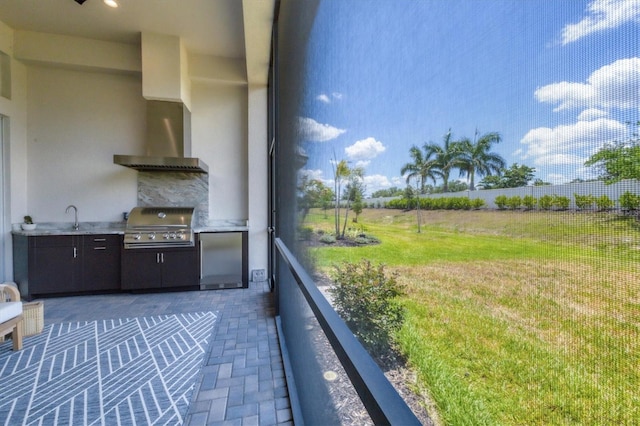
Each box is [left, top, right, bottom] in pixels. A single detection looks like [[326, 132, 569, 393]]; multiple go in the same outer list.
[[332, 159, 351, 237], [585, 139, 640, 183], [401, 145, 440, 233], [479, 163, 536, 188], [424, 129, 464, 193], [341, 167, 365, 238], [458, 130, 506, 191]]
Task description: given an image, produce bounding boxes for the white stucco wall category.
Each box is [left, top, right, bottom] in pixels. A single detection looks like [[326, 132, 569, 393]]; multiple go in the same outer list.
[[0, 21, 28, 280], [191, 81, 248, 222], [26, 65, 145, 222]]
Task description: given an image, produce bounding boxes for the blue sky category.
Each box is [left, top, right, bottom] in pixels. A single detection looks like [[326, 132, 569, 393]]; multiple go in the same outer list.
[[296, 0, 640, 195]]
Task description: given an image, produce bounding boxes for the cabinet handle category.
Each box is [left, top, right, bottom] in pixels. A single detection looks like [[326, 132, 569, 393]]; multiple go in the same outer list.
[[94, 247, 107, 250], [93, 238, 107, 242], [156, 253, 160, 263], [73, 247, 77, 258], [161, 253, 164, 263]]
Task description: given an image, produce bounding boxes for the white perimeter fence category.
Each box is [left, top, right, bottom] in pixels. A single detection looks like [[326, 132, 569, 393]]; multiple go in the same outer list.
[[366, 179, 640, 210]]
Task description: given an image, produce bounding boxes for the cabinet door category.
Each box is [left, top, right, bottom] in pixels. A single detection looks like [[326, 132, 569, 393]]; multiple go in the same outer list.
[[161, 249, 199, 288], [83, 235, 121, 291], [121, 250, 162, 290], [31, 237, 80, 294]]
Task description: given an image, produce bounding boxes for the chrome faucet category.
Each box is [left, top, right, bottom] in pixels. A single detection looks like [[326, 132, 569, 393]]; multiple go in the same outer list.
[[66, 205, 79, 230]]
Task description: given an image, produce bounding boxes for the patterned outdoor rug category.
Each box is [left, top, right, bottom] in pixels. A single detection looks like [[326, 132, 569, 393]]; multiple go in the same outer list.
[[0, 312, 217, 425]]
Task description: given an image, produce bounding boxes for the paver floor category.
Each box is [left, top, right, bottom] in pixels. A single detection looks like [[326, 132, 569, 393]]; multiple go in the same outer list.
[[39, 281, 293, 425]]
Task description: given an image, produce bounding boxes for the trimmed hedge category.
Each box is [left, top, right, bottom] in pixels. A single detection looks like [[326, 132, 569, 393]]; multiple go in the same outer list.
[[386, 196, 485, 211]]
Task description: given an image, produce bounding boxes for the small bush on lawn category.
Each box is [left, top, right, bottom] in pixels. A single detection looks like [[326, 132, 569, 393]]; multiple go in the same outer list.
[[506, 196, 522, 210], [539, 194, 554, 210], [471, 198, 485, 209], [354, 233, 380, 245], [574, 194, 595, 210], [596, 195, 614, 211], [495, 195, 508, 210], [522, 195, 537, 210], [319, 234, 336, 244], [620, 191, 640, 211], [298, 226, 314, 241], [553, 195, 570, 210], [330, 260, 405, 355]]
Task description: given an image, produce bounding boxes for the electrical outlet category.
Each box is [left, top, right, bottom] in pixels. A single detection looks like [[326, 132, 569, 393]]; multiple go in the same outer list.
[[251, 269, 266, 282]]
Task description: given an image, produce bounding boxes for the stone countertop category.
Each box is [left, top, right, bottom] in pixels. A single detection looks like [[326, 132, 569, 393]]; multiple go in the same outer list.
[[194, 226, 249, 233], [194, 219, 248, 233], [12, 221, 249, 236], [12, 222, 126, 236]]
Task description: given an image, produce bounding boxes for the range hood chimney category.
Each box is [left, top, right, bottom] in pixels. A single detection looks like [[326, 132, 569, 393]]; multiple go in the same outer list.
[[114, 100, 208, 173], [114, 33, 208, 173]]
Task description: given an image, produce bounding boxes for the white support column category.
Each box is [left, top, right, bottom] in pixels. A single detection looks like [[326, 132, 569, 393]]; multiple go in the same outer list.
[[247, 84, 268, 276]]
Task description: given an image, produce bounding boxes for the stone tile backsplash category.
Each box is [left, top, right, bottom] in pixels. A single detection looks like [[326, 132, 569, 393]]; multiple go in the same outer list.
[[137, 171, 209, 226]]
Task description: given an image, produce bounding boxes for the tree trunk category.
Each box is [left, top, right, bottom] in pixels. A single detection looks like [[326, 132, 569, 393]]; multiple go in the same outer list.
[[341, 199, 351, 239]]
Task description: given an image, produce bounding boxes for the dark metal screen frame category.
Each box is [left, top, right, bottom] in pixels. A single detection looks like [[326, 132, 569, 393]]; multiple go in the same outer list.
[[274, 238, 421, 425]]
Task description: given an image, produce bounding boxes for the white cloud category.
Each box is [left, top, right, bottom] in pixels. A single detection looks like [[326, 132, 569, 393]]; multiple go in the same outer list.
[[520, 118, 627, 166], [316, 92, 343, 104], [297, 117, 346, 142], [298, 168, 325, 181], [354, 160, 371, 168], [364, 174, 393, 195], [345, 137, 386, 161], [577, 108, 609, 121], [391, 176, 406, 187], [561, 0, 640, 45], [546, 173, 568, 185], [535, 58, 640, 111]]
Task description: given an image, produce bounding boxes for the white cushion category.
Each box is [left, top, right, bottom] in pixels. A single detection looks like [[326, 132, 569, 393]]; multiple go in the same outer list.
[[0, 302, 22, 323]]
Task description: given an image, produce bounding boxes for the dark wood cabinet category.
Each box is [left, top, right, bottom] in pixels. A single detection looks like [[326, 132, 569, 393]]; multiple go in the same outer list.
[[82, 235, 121, 291], [120, 237, 199, 290], [13, 234, 122, 298], [31, 235, 80, 294]]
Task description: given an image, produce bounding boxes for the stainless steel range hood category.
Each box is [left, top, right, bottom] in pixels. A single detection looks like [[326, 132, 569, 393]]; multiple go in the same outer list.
[[114, 100, 208, 173]]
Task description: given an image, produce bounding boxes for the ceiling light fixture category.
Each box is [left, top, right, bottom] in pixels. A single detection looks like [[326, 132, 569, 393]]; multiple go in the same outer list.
[[104, 0, 118, 7]]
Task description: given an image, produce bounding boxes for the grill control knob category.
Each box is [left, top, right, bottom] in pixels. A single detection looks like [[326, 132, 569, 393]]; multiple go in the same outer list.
[[169, 232, 177, 239], [163, 233, 170, 240], [178, 232, 186, 240], [148, 233, 156, 240], [133, 233, 141, 240]]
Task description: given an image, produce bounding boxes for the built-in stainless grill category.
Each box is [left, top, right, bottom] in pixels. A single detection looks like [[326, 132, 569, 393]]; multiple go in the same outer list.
[[124, 207, 195, 249]]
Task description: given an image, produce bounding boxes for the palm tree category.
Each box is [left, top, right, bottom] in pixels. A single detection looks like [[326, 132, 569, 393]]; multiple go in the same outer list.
[[332, 158, 351, 237], [424, 129, 464, 193], [458, 130, 506, 190], [401, 145, 440, 232]]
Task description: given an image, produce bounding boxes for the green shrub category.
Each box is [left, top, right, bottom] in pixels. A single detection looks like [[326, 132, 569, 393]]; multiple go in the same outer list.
[[620, 191, 640, 211], [574, 193, 595, 210], [330, 260, 405, 355], [539, 194, 554, 210], [495, 195, 508, 210], [553, 195, 570, 210], [298, 226, 313, 241], [354, 233, 380, 245], [522, 195, 537, 210], [319, 234, 337, 244], [595, 195, 614, 211], [471, 198, 485, 210], [506, 196, 522, 210]]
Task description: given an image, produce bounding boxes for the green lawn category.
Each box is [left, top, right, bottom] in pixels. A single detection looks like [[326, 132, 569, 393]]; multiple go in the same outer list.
[[303, 208, 640, 425]]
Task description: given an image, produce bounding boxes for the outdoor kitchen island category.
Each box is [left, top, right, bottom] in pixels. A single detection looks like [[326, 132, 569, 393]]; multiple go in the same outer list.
[[12, 221, 249, 300]]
